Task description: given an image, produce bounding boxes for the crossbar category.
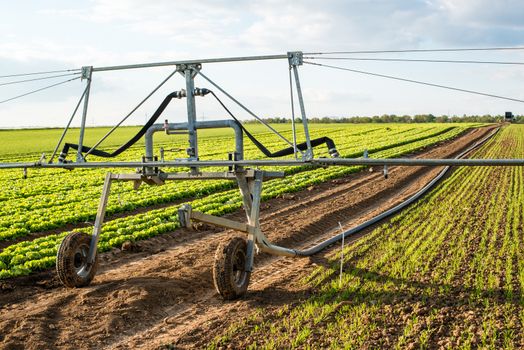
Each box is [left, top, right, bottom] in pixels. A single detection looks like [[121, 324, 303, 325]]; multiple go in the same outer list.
[[3, 158, 524, 170], [91, 54, 288, 72]]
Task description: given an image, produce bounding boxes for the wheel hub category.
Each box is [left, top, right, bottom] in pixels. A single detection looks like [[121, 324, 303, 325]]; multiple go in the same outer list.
[[233, 250, 247, 287], [73, 245, 90, 278]]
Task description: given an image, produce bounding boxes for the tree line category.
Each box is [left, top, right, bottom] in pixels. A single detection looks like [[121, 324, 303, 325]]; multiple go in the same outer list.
[[243, 114, 523, 124]]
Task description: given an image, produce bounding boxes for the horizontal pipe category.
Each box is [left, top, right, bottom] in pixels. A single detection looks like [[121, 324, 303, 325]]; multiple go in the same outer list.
[[91, 54, 288, 72], [145, 119, 243, 161], [258, 240, 298, 257], [2, 157, 524, 170], [310, 158, 524, 166]]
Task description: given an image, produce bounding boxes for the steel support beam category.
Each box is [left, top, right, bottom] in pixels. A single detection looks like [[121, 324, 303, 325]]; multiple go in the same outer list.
[[87, 172, 112, 264], [289, 52, 313, 160], [109, 170, 284, 182], [91, 54, 288, 72], [76, 66, 93, 162], [190, 210, 250, 233], [244, 172, 262, 271], [5, 157, 524, 170], [185, 69, 198, 161]]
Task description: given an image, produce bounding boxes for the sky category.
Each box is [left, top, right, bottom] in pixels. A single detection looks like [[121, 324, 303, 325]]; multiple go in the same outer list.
[[1, 0, 524, 128]]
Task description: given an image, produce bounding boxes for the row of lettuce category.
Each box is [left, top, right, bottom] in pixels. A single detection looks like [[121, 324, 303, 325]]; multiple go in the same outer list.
[[0, 124, 477, 279], [0, 125, 470, 242]]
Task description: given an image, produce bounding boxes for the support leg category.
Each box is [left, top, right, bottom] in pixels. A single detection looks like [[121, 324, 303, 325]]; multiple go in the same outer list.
[[245, 171, 264, 272], [88, 172, 113, 264], [76, 66, 92, 163], [236, 173, 252, 219], [211, 172, 262, 300], [292, 64, 313, 160], [56, 172, 112, 288]]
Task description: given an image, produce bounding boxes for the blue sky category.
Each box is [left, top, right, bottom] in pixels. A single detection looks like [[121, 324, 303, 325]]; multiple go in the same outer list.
[[1, 0, 524, 128]]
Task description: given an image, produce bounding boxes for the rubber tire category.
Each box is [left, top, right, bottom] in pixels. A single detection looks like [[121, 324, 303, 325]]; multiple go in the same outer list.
[[56, 232, 98, 288], [213, 237, 251, 300]]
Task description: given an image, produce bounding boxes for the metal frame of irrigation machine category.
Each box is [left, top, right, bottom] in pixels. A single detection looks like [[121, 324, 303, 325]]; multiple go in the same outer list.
[[2, 51, 524, 300]]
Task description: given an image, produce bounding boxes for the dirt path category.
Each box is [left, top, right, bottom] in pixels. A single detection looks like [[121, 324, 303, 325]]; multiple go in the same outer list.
[[0, 125, 496, 350]]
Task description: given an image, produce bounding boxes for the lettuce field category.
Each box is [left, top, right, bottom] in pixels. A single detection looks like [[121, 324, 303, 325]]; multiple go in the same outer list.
[[0, 123, 479, 280]]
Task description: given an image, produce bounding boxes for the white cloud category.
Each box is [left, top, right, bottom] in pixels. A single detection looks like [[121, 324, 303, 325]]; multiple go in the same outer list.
[[438, 0, 524, 27], [2, 0, 524, 128]]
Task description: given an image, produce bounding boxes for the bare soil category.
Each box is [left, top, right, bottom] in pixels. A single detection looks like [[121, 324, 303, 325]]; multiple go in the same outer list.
[[0, 125, 496, 350]]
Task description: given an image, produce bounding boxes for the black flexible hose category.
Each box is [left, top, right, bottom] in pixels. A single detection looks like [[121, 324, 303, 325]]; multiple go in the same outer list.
[[208, 90, 339, 158], [59, 87, 340, 162], [293, 127, 500, 256], [58, 91, 182, 162]]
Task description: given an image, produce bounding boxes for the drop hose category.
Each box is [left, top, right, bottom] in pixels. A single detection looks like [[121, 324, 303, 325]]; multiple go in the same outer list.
[[58, 88, 340, 162], [57, 90, 186, 162], [291, 126, 500, 256], [207, 90, 339, 158]]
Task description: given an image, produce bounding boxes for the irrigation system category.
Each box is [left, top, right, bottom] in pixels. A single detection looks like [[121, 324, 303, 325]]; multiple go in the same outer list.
[[2, 49, 524, 299]]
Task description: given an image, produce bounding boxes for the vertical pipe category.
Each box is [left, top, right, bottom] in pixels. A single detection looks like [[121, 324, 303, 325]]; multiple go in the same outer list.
[[185, 69, 198, 160], [77, 66, 93, 162], [145, 129, 155, 161], [245, 171, 264, 271], [230, 121, 244, 161], [292, 65, 313, 159], [288, 67, 298, 159]]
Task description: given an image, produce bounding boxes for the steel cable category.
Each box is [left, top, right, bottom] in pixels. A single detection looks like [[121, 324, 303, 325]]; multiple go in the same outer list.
[[208, 90, 337, 158], [305, 46, 524, 55], [0, 68, 81, 79], [0, 72, 82, 87], [194, 69, 296, 148], [0, 76, 81, 104], [49, 85, 89, 163], [83, 68, 178, 158], [303, 61, 524, 104], [304, 57, 524, 65]]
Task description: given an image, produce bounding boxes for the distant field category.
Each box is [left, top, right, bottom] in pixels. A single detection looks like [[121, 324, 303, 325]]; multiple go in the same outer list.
[[0, 124, 295, 158]]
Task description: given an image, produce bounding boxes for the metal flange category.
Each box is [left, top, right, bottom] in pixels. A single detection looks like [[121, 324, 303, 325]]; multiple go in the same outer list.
[[287, 51, 303, 66]]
